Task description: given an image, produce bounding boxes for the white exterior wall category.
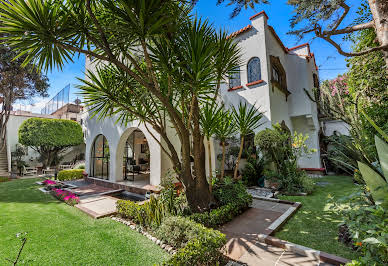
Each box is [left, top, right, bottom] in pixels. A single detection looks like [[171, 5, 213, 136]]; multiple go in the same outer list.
[[84, 112, 163, 185], [220, 12, 321, 168]]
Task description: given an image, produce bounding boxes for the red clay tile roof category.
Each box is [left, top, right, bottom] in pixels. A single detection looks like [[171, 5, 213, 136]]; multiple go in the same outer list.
[[249, 11, 269, 20], [227, 24, 252, 39]]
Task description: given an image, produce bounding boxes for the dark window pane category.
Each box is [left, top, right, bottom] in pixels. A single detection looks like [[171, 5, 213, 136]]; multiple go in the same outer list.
[[247, 57, 261, 83]]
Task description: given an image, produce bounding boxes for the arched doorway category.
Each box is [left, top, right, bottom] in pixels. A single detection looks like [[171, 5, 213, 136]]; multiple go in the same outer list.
[[90, 134, 110, 179], [122, 129, 150, 183]]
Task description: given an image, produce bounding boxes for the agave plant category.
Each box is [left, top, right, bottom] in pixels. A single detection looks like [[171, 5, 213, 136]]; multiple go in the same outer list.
[[358, 136, 388, 208]]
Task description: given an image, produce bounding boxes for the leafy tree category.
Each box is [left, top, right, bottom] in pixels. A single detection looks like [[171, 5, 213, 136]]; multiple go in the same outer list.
[[0, 0, 241, 211], [231, 102, 264, 179], [19, 118, 84, 168], [214, 109, 236, 180], [0, 44, 49, 151]]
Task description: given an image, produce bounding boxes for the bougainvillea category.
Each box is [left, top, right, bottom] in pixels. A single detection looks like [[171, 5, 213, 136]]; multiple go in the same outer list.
[[43, 179, 56, 185], [52, 189, 79, 206]]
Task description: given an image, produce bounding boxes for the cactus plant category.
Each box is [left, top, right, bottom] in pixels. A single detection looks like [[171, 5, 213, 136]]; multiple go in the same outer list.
[[357, 135, 388, 208]]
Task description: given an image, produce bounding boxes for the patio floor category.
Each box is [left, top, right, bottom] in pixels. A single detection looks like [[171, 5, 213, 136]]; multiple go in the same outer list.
[[221, 198, 332, 265]]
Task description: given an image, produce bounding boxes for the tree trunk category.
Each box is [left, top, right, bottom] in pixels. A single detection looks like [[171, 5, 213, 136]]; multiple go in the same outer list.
[[369, 0, 388, 67], [220, 142, 226, 181], [180, 96, 212, 212], [207, 137, 213, 193], [234, 135, 244, 180]]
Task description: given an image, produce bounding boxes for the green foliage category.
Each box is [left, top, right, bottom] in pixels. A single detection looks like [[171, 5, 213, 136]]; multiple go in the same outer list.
[[0, 176, 9, 182], [19, 118, 83, 148], [331, 189, 388, 265], [159, 184, 188, 216], [357, 136, 388, 208], [117, 195, 166, 227], [189, 178, 252, 227], [164, 223, 226, 266], [154, 216, 203, 248], [76, 164, 85, 169], [57, 169, 84, 181], [255, 124, 315, 194]]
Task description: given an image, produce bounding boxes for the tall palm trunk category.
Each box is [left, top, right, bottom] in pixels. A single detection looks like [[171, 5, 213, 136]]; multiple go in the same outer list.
[[234, 135, 244, 180], [207, 137, 213, 192], [220, 142, 226, 180]]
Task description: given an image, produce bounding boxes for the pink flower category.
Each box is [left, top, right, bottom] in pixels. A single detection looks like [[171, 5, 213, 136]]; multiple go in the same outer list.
[[64, 196, 71, 201]]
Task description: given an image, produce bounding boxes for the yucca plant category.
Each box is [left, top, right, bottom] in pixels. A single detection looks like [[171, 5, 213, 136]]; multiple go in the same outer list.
[[231, 102, 264, 179], [358, 135, 388, 208]]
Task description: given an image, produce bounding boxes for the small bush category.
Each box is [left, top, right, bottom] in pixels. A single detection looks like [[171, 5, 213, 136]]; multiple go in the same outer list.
[[116, 196, 166, 227], [0, 176, 10, 182], [163, 218, 226, 266], [189, 179, 252, 228], [154, 216, 204, 248], [76, 164, 85, 169], [57, 169, 84, 181]]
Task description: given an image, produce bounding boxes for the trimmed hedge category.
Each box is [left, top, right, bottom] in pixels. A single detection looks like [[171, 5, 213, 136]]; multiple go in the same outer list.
[[57, 169, 84, 181], [189, 179, 252, 228]]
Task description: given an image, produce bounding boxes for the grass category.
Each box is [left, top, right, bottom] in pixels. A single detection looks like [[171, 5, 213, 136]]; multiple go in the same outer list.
[[0, 178, 169, 265], [275, 175, 360, 260]]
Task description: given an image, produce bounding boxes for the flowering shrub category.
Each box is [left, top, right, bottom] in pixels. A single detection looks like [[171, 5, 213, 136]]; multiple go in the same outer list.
[[52, 188, 79, 206], [43, 179, 56, 185]]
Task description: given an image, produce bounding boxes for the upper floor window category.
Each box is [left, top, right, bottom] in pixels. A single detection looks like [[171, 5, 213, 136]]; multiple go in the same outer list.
[[247, 57, 261, 83], [313, 73, 320, 88], [229, 66, 241, 88], [270, 55, 290, 99]]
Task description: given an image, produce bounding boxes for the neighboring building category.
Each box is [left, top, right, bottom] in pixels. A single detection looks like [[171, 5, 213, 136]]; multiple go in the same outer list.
[[1, 102, 86, 175], [84, 11, 322, 188]]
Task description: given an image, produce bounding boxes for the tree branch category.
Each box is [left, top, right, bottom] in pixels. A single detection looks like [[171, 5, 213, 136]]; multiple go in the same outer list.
[[319, 35, 388, 57], [323, 21, 374, 36]]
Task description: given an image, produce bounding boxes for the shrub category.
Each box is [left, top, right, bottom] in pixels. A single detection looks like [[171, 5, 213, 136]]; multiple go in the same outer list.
[[164, 219, 226, 266], [57, 169, 84, 181], [0, 176, 9, 182], [189, 178, 252, 228], [154, 216, 204, 248], [76, 164, 85, 169], [116, 195, 166, 227], [331, 189, 388, 265]]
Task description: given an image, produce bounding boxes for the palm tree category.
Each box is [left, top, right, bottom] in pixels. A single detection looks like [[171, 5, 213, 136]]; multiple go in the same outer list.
[[200, 102, 222, 192], [232, 102, 264, 179], [214, 109, 236, 180]]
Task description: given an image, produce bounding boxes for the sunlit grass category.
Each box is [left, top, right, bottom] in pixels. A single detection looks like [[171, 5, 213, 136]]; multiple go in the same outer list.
[[0, 178, 169, 265], [275, 175, 360, 260]]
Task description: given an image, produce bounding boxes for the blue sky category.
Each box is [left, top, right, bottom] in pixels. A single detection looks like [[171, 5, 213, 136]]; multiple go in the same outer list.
[[22, 1, 357, 113]]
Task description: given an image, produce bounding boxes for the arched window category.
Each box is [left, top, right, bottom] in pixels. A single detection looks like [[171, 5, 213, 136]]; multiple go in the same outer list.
[[247, 57, 261, 83], [229, 66, 241, 89], [90, 134, 110, 179]]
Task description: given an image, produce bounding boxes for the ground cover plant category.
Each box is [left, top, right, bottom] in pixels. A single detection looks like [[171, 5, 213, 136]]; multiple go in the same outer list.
[[0, 176, 9, 182], [0, 178, 169, 265], [275, 175, 360, 260]]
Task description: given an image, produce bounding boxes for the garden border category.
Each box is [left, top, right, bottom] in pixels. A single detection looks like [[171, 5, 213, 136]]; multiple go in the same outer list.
[[252, 195, 350, 265]]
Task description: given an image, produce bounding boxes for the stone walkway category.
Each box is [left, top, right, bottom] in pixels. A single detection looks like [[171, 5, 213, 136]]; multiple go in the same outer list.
[[76, 195, 119, 219], [221, 198, 333, 265]]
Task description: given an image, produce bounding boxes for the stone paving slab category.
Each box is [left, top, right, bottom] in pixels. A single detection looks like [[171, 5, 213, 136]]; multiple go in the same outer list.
[[71, 184, 113, 196], [221, 198, 333, 265], [76, 196, 118, 219]]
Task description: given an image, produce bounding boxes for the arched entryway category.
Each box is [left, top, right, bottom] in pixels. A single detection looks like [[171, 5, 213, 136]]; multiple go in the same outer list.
[[90, 134, 110, 179], [122, 129, 150, 182]]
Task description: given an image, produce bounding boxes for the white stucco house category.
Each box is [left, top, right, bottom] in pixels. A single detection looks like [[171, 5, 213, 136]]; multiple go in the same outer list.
[[83, 11, 322, 188]]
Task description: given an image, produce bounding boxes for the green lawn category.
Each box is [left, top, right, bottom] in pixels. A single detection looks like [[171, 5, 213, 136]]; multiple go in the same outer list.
[[275, 175, 360, 260], [0, 178, 169, 265]]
